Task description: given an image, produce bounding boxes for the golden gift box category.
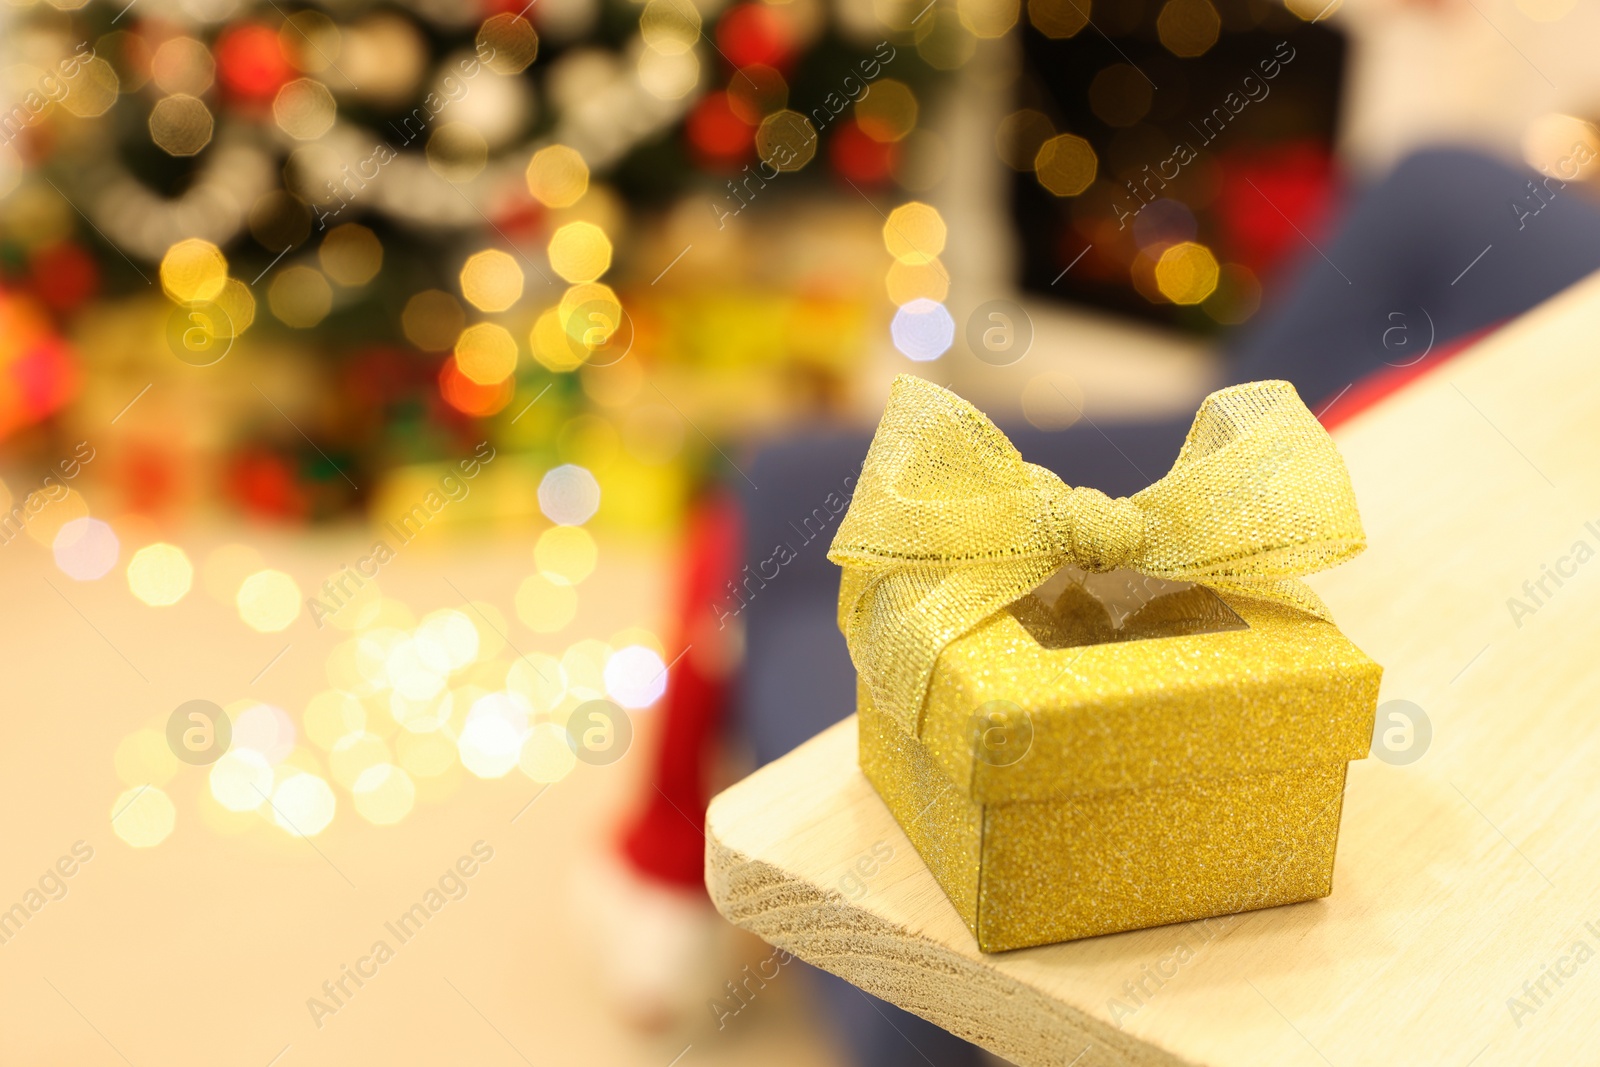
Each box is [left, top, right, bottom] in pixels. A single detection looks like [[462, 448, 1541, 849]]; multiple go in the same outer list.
[[830, 375, 1382, 952]]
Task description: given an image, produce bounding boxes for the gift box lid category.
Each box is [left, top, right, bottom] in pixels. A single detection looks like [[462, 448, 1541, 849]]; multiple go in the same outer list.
[[910, 567, 1382, 805]]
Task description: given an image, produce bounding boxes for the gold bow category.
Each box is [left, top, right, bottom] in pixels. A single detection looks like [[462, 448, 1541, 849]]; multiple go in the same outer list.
[[828, 374, 1366, 730]]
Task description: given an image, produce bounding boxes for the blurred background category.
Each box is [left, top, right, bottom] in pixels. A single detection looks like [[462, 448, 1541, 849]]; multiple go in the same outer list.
[[2, 0, 1599, 1063]]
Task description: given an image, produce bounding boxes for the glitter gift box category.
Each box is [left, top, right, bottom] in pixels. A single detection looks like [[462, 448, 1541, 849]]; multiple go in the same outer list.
[[856, 566, 1382, 952]]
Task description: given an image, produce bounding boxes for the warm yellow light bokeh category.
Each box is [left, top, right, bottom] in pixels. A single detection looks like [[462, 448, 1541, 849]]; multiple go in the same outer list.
[[535, 525, 598, 584], [237, 569, 302, 632], [212, 278, 257, 337], [957, 0, 1020, 39], [532, 308, 585, 372], [270, 773, 337, 836], [320, 223, 384, 287], [454, 322, 519, 385], [757, 110, 818, 172], [1034, 133, 1098, 196], [526, 145, 590, 208], [273, 78, 337, 140], [460, 249, 525, 312], [547, 222, 613, 284], [149, 94, 214, 156], [640, 0, 701, 54], [268, 266, 333, 328], [160, 238, 228, 304], [127, 543, 193, 606], [1027, 0, 1089, 37], [857, 79, 919, 143], [1157, 0, 1221, 57], [886, 258, 951, 305], [883, 202, 947, 266], [1154, 241, 1221, 304], [477, 13, 539, 75], [60, 57, 119, 118], [402, 289, 466, 351], [519, 722, 577, 783], [111, 785, 175, 848]]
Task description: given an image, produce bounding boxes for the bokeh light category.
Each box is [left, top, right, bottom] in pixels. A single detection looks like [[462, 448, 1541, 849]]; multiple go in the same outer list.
[[237, 569, 301, 632], [149, 94, 214, 156], [127, 543, 193, 606], [756, 110, 818, 172], [526, 145, 590, 208], [319, 224, 383, 287], [883, 202, 947, 265], [60, 57, 119, 118], [857, 79, 918, 143], [519, 722, 577, 783], [885, 258, 950, 305], [477, 13, 540, 75], [211, 749, 274, 812], [958, 0, 1021, 39], [273, 78, 337, 140], [53, 517, 119, 581], [270, 773, 337, 836], [1154, 241, 1221, 304], [548, 222, 613, 284], [460, 249, 525, 312], [890, 298, 956, 361], [1035, 134, 1098, 196], [535, 525, 598, 584], [538, 464, 601, 525], [161, 239, 228, 304], [641, 0, 701, 53], [115, 729, 179, 788], [605, 645, 668, 708], [233, 703, 297, 763], [152, 36, 215, 95], [1157, 0, 1221, 57], [111, 786, 175, 848], [454, 323, 519, 386], [459, 693, 528, 777], [268, 266, 333, 328], [402, 290, 466, 351], [997, 109, 1054, 171]]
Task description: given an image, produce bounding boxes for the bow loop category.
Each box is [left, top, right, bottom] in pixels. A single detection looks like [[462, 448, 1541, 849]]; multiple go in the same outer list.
[[829, 375, 1366, 732]]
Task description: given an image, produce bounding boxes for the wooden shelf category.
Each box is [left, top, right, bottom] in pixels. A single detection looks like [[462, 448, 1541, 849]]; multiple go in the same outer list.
[[706, 273, 1600, 1066]]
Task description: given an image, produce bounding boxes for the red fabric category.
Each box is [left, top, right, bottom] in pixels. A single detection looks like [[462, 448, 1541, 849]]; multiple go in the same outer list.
[[1316, 322, 1500, 431], [620, 488, 743, 889]]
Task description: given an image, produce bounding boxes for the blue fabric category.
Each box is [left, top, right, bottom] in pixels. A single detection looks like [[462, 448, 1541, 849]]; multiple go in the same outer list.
[[1231, 145, 1600, 408]]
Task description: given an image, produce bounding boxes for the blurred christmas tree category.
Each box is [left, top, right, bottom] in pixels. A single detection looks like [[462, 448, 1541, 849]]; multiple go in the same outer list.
[[0, 0, 945, 524]]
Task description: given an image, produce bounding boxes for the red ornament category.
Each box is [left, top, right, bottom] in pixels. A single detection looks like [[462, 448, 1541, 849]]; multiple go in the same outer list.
[[1214, 141, 1338, 277], [215, 24, 293, 101], [28, 242, 99, 312], [686, 92, 753, 169], [717, 4, 795, 72], [830, 120, 898, 185]]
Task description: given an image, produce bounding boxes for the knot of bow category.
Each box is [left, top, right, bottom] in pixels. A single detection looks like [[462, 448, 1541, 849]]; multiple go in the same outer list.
[[827, 375, 1367, 731]]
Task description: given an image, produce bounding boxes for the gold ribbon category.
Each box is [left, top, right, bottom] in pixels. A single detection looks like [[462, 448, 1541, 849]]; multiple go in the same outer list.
[[828, 374, 1367, 731]]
